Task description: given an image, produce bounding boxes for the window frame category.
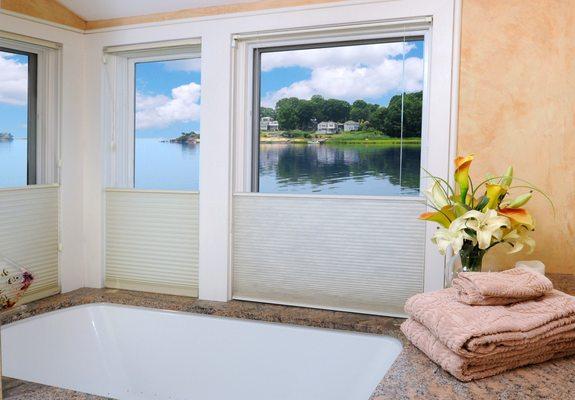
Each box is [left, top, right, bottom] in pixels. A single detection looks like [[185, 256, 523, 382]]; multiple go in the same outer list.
[[233, 24, 432, 198], [0, 46, 37, 185], [0, 35, 61, 188], [250, 36, 428, 193], [103, 43, 201, 190]]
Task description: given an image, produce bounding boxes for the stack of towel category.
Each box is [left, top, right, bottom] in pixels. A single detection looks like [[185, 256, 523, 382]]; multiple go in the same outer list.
[[401, 268, 575, 381]]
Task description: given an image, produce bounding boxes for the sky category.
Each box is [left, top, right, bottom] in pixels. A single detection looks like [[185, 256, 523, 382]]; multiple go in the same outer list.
[[0, 40, 424, 140], [135, 58, 201, 139], [0, 51, 29, 138], [261, 40, 424, 108]]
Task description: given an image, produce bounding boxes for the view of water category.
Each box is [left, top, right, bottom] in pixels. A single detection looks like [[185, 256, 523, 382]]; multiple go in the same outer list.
[[135, 138, 200, 190], [0, 139, 27, 188], [259, 143, 420, 196], [1, 138, 421, 195]]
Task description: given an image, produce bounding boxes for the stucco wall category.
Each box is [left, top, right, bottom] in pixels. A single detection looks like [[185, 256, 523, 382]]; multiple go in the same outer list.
[[458, 0, 575, 273]]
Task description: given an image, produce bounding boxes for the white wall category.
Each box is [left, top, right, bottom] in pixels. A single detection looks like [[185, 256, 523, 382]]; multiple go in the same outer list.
[[0, 14, 85, 293]]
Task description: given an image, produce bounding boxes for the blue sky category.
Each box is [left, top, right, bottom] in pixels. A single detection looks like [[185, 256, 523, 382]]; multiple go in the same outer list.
[[0, 52, 29, 138]]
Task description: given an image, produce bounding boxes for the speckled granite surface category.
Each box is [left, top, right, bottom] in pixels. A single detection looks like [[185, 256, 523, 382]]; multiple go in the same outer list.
[[1, 273, 575, 400]]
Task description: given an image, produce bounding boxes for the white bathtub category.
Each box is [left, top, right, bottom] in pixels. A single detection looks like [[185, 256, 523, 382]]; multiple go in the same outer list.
[[1, 304, 402, 400]]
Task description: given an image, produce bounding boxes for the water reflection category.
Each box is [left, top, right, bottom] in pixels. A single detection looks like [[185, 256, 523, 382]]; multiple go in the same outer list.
[[259, 143, 420, 196]]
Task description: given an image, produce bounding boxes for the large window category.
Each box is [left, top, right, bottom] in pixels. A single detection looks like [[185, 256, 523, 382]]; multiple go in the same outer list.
[[134, 57, 201, 190], [0, 47, 37, 188], [252, 37, 425, 196]]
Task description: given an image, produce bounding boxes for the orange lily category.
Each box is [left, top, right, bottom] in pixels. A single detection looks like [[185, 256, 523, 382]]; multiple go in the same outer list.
[[419, 206, 456, 228], [454, 154, 474, 204], [498, 208, 535, 229]]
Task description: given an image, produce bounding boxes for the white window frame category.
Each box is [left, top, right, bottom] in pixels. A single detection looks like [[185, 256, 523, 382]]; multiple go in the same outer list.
[[231, 18, 455, 293], [0, 33, 61, 186], [103, 42, 201, 188], [233, 20, 431, 196]]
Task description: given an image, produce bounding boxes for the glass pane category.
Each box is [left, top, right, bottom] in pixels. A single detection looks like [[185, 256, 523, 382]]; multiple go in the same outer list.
[[258, 39, 424, 196], [134, 58, 201, 190], [0, 50, 29, 188]]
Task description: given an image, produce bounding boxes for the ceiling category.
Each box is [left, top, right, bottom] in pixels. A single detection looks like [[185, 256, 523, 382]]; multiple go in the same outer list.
[[57, 0, 255, 21]]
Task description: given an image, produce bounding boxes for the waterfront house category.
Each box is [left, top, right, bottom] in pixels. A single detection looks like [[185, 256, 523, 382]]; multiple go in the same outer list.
[[260, 116, 279, 131], [344, 121, 360, 131], [317, 121, 339, 134]]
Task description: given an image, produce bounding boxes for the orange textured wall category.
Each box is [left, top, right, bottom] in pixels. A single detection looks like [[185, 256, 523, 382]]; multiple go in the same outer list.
[[458, 0, 575, 273]]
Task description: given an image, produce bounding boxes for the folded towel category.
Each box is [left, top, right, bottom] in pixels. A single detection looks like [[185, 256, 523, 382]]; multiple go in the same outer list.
[[401, 318, 575, 381], [452, 268, 553, 305], [405, 288, 575, 358]]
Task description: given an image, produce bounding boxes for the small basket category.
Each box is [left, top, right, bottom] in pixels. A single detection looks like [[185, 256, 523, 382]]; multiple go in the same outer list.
[[0, 256, 34, 311]]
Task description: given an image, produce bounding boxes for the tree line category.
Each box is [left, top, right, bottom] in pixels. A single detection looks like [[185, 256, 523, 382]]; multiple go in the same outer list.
[[260, 91, 422, 137]]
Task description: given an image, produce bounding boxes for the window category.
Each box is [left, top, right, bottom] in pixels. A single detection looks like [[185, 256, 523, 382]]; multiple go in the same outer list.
[[104, 43, 201, 191], [0, 47, 37, 187], [251, 37, 425, 196]]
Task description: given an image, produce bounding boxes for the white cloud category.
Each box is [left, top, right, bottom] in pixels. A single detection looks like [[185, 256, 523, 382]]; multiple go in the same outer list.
[[162, 58, 201, 73], [136, 82, 201, 130], [0, 52, 28, 106], [260, 42, 424, 107]]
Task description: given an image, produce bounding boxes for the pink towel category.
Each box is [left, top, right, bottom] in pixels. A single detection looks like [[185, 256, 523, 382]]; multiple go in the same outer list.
[[401, 288, 575, 380], [452, 268, 553, 305], [401, 318, 575, 381]]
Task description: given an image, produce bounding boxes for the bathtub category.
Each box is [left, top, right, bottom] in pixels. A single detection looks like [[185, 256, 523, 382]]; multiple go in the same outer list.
[[1, 303, 402, 400]]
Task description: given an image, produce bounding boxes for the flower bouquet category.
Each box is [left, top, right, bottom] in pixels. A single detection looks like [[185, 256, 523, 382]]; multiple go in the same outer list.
[[419, 155, 551, 283]]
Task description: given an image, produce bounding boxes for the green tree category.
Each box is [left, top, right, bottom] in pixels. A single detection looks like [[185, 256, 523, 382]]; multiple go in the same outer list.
[[323, 98, 350, 122], [350, 100, 370, 122], [310, 95, 327, 122], [276, 97, 300, 130], [371, 106, 388, 132], [296, 100, 316, 130], [377, 91, 422, 137]]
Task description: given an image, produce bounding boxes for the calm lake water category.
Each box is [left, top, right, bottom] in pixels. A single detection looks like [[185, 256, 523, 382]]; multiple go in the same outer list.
[[0, 139, 27, 187], [1, 138, 421, 195], [259, 143, 420, 196]]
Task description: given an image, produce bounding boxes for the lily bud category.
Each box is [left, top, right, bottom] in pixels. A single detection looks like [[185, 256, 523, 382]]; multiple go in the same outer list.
[[508, 192, 532, 208], [500, 166, 513, 188]]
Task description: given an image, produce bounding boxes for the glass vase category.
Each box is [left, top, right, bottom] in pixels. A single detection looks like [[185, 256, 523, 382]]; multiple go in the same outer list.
[[445, 245, 486, 287]]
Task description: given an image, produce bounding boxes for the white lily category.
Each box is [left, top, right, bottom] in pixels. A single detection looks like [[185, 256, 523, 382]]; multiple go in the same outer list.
[[431, 218, 474, 255], [503, 228, 536, 254], [425, 181, 450, 209], [459, 209, 510, 250]]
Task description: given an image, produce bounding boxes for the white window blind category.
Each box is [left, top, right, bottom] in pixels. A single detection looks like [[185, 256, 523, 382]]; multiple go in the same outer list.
[[0, 185, 60, 303], [105, 189, 199, 296], [232, 194, 427, 316]]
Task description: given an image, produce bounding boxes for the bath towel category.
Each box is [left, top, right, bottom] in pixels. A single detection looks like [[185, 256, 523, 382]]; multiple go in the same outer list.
[[452, 268, 553, 306], [401, 288, 575, 380], [401, 318, 575, 381], [405, 288, 575, 358]]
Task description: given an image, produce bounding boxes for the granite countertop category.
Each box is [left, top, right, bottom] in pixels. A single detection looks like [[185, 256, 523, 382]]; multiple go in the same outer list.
[[2, 273, 575, 400]]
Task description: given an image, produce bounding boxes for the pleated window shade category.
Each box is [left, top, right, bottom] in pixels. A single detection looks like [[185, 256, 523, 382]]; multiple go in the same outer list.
[[105, 189, 199, 296], [0, 185, 60, 303], [232, 194, 426, 316]]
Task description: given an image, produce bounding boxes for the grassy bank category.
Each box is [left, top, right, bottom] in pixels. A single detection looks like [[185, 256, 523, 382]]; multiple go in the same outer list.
[[260, 130, 421, 145]]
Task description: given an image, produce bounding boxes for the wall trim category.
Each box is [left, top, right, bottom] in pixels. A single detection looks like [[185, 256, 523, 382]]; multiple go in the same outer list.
[[0, 0, 86, 30]]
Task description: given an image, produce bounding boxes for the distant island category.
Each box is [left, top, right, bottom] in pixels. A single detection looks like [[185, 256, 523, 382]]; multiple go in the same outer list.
[[161, 131, 200, 144], [0, 132, 14, 141]]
